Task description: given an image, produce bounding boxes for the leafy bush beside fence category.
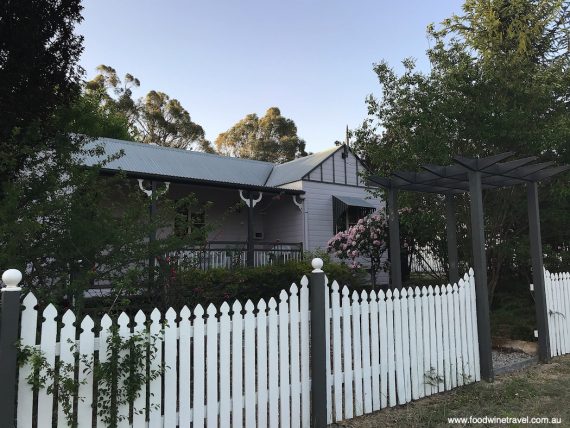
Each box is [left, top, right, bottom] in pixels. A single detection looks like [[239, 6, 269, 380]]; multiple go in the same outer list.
[[85, 260, 367, 314], [173, 260, 367, 306]]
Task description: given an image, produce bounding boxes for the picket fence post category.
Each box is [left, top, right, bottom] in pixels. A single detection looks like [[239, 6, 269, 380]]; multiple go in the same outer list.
[[0, 269, 23, 428], [310, 258, 328, 428]]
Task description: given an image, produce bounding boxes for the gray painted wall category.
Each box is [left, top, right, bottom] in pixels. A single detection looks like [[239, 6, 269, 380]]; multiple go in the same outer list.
[[168, 183, 253, 241], [300, 180, 383, 251], [292, 148, 389, 284], [262, 194, 304, 244], [168, 183, 303, 244], [300, 180, 388, 284]]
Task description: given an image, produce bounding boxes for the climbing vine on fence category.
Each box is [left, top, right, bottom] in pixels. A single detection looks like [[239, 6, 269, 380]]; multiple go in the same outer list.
[[18, 326, 164, 428], [18, 341, 84, 426]]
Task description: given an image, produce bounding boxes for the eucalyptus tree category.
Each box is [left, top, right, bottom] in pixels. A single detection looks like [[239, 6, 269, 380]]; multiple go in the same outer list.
[[216, 107, 307, 163], [85, 65, 214, 151]]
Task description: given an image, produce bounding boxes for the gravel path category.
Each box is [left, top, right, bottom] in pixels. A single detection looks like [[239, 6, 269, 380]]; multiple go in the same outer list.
[[492, 349, 534, 369]]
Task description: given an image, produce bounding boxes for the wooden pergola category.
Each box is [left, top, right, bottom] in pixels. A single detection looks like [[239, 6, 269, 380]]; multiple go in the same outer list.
[[368, 152, 569, 382]]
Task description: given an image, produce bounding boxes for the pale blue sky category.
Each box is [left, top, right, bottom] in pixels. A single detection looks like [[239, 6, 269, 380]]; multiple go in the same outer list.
[[79, 0, 464, 153]]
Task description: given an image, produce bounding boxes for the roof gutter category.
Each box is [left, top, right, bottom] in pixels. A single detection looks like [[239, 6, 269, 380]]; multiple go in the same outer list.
[[99, 168, 305, 195]]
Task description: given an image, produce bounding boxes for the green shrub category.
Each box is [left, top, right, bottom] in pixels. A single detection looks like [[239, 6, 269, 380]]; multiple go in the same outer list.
[[167, 259, 368, 310], [83, 259, 368, 314]]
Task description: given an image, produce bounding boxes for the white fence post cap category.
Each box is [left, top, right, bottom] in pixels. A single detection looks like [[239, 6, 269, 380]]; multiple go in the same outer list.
[[2, 269, 22, 291], [311, 258, 324, 273]]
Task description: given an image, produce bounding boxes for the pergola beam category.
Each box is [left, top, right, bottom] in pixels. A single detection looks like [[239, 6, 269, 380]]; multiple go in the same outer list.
[[527, 165, 570, 182], [367, 175, 392, 188], [396, 183, 470, 193], [482, 156, 538, 175], [484, 161, 556, 183], [454, 152, 514, 171], [421, 163, 466, 179], [375, 160, 564, 194]]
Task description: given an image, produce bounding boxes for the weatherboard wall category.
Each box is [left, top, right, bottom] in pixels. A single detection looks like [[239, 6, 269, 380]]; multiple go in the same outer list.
[[300, 180, 388, 284], [300, 180, 382, 246], [168, 183, 258, 242], [262, 195, 304, 244]]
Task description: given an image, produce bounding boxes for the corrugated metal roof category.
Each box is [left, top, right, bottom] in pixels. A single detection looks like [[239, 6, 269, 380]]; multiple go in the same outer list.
[[82, 138, 347, 189], [83, 138, 275, 187], [264, 146, 341, 187]]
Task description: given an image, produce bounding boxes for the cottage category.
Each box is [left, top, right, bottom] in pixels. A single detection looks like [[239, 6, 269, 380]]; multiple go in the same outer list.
[[84, 138, 383, 269]]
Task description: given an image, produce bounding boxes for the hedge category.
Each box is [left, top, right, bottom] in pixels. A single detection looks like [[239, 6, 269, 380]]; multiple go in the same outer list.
[[81, 259, 368, 316], [168, 259, 368, 309]]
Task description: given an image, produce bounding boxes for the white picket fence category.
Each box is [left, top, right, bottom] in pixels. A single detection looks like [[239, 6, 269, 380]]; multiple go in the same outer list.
[[327, 269, 480, 420], [18, 280, 312, 428], [17, 269, 480, 427], [544, 270, 570, 357]]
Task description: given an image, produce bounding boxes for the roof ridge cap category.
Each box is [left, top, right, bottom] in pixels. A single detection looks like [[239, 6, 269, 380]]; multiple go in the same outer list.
[[96, 137, 275, 166], [273, 145, 341, 168]]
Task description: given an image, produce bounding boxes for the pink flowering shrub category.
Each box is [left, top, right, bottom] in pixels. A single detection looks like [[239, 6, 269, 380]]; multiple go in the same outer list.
[[326, 212, 389, 286]]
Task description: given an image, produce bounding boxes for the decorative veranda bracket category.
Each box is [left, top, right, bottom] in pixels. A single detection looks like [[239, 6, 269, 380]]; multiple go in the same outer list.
[[292, 194, 304, 211], [137, 179, 170, 198], [239, 189, 262, 207]]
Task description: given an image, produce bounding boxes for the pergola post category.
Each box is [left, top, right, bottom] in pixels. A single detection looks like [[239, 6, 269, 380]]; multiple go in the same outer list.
[[468, 171, 494, 381], [527, 181, 551, 362], [387, 187, 402, 289], [445, 194, 459, 285]]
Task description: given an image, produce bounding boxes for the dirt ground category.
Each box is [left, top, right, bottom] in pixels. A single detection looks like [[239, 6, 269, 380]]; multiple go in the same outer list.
[[334, 355, 570, 428]]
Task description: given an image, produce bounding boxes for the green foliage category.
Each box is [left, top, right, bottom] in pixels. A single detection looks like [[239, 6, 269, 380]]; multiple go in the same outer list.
[[0, 0, 84, 184], [55, 88, 133, 141], [18, 340, 85, 427], [85, 65, 212, 151], [215, 107, 307, 163], [0, 2, 212, 317], [90, 326, 164, 427], [0, 139, 209, 310], [354, 0, 570, 300], [18, 327, 164, 428], [86, 260, 367, 312], [326, 212, 389, 286], [491, 280, 537, 340]]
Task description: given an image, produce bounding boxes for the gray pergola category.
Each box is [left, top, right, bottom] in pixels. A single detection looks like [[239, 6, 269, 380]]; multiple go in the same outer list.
[[368, 153, 569, 382]]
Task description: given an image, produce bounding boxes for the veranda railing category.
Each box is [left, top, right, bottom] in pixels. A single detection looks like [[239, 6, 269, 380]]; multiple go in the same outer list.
[[170, 241, 303, 270]]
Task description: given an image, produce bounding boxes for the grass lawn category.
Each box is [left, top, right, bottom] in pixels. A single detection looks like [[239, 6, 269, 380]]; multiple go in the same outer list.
[[340, 355, 570, 427]]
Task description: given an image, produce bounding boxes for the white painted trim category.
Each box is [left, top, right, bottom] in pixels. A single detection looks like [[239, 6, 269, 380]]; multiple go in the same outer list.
[[138, 179, 170, 198], [239, 189, 263, 207], [292, 195, 304, 211]]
